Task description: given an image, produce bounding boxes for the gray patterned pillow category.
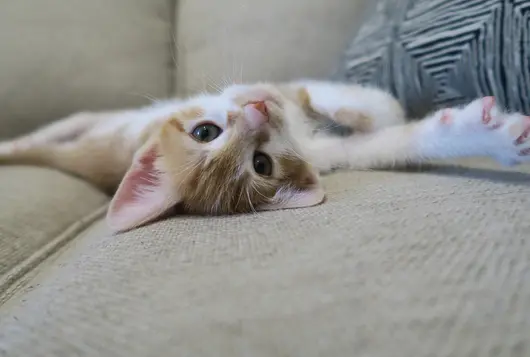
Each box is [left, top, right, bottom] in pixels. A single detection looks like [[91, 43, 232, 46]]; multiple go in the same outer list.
[[335, 0, 530, 119]]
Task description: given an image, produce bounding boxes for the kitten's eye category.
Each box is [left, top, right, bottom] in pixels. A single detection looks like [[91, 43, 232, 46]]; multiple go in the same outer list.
[[191, 123, 222, 143], [253, 152, 273, 176]]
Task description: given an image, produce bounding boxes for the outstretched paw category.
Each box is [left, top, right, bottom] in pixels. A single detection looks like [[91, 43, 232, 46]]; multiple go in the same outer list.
[[510, 115, 530, 155], [443, 97, 530, 166], [480, 97, 530, 163], [0, 140, 19, 156]]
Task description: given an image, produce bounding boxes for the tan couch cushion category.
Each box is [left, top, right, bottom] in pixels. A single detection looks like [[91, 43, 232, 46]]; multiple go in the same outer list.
[[0, 0, 173, 139], [0, 167, 108, 302], [1, 160, 529, 356], [176, 0, 368, 95]]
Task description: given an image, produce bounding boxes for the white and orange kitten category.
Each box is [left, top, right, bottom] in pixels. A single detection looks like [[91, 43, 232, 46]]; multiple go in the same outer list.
[[0, 80, 529, 232]]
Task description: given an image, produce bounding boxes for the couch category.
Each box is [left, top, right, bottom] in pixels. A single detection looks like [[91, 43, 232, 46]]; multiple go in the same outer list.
[[1, 1, 529, 356]]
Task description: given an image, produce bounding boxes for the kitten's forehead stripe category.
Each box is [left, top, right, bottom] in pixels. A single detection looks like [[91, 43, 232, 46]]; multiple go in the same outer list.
[[256, 131, 270, 146], [297, 88, 312, 109], [168, 118, 185, 132], [180, 107, 205, 120]]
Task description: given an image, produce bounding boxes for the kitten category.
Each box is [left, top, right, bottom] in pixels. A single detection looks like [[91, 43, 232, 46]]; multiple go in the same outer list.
[[0, 80, 529, 232]]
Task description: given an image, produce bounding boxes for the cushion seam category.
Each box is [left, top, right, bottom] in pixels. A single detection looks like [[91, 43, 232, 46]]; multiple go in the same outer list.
[[0, 204, 109, 305]]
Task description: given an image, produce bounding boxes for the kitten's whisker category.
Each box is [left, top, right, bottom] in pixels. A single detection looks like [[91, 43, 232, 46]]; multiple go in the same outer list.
[[200, 71, 207, 93], [311, 122, 343, 134], [219, 76, 228, 89], [246, 186, 257, 214], [176, 160, 203, 189], [204, 74, 223, 93], [279, 136, 312, 166], [178, 161, 199, 176], [226, 48, 238, 86], [224, 75, 234, 87], [127, 92, 161, 104], [232, 54, 236, 84], [172, 34, 205, 95], [170, 31, 180, 69], [235, 186, 245, 211], [251, 183, 269, 202]]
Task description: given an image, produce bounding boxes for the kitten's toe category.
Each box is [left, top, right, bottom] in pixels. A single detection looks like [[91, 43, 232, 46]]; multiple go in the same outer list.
[[447, 96, 502, 130], [481, 96, 496, 125], [491, 114, 530, 165], [513, 116, 530, 146], [513, 116, 530, 157], [456, 97, 530, 165]]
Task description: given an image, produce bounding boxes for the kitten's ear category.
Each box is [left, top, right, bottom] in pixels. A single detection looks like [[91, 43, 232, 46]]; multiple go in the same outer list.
[[106, 141, 181, 232]]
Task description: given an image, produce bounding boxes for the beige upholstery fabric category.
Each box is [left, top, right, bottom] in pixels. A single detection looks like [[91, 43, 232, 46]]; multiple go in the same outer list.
[[175, 0, 368, 95], [1, 160, 529, 356], [0, 167, 108, 300], [0, 0, 173, 139]]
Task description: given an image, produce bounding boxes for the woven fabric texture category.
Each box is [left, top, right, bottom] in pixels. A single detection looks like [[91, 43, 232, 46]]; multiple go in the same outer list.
[[0, 167, 108, 296], [336, 0, 530, 119], [1, 160, 529, 357]]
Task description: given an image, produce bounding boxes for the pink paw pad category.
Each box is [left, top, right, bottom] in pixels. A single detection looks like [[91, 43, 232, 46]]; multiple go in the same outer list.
[[482, 96, 496, 125], [439, 109, 452, 125], [519, 147, 530, 156], [515, 116, 530, 145]]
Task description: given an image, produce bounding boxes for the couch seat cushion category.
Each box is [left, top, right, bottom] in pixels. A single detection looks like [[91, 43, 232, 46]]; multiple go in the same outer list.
[[1, 160, 529, 356], [0, 166, 108, 301]]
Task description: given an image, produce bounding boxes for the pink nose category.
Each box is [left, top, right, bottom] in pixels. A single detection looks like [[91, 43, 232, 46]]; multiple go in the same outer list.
[[243, 101, 269, 130]]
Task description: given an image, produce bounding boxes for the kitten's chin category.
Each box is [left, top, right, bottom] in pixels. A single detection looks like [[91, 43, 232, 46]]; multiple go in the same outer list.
[[225, 84, 285, 111], [243, 101, 269, 130], [262, 99, 285, 130], [258, 186, 325, 212]]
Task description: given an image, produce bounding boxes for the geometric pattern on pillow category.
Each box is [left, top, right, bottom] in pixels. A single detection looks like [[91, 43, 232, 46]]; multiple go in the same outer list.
[[337, 0, 530, 119]]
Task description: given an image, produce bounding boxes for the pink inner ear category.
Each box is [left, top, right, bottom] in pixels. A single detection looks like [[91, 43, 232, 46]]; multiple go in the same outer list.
[[107, 145, 180, 232], [112, 146, 160, 211]]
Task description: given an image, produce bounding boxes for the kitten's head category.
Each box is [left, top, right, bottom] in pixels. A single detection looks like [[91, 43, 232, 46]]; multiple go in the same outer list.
[[106, 84, 324, 232]]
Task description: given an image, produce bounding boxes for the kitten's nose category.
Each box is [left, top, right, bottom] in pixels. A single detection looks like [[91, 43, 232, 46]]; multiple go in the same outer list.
[[243, 101, 269, 130]]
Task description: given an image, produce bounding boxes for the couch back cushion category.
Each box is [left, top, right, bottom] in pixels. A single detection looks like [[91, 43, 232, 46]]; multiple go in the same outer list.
[[0, 0, 173, 139], [175, 0, 369, 96]]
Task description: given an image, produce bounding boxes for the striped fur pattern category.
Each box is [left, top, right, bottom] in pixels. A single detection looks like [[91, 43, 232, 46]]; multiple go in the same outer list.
[[337, 0, 530, 118]]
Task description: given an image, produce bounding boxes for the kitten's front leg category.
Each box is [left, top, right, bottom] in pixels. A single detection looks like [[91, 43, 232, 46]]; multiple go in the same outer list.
[[414, 97, 530, 166], [307, 97, 530, 172]]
